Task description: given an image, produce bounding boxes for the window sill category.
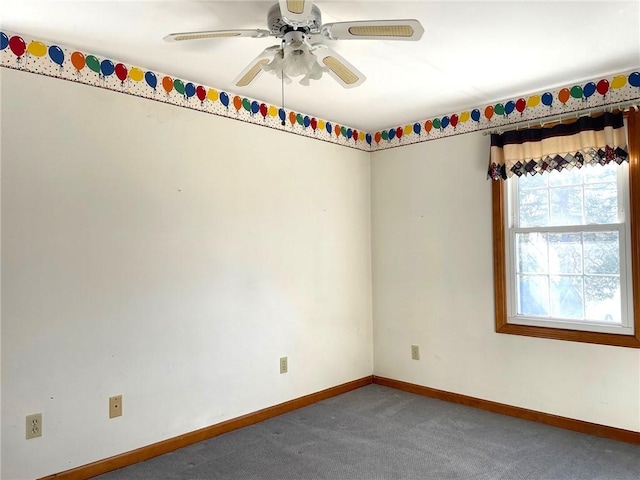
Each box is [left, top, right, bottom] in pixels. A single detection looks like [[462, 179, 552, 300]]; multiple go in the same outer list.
[[495, 321, 640, 348]]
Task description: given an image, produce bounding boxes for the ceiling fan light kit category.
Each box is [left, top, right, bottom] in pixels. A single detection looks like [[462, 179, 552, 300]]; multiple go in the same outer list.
[[164, 0, 424, 89]]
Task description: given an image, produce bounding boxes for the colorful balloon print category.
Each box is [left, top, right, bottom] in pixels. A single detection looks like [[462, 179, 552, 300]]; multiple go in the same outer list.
[[115, 63, 127, 83], [100, 59, 115, 77], [71, 51, 85, 71], [27, 40, 47, 57], [207, 89, 219, 102], [527, 95, 540, 108], [583, 82, 596, 99], [162, 76, 173, 94], [15, 40, 639, 150], [279, 108, 286, 123], [129, 67, 143, 82], [9, 35, 26, 57], [0, 32, 8, 50], [558, 88, 570, 104], [425, 120, 433, 132], [484, 106, 494, 120], [174, 79, 185, 95], [196, 86, 206, 102], [504, 101, 515, 115], [611, 75, 626, 89], [220, 92, 230, 107], [86, 55, 100, 73], [570, 85, 583, 99], [48, 45, 64, 66], [144, 71, 157, 90], [596, 79, 609, 95], [185, 82, 196, 98]]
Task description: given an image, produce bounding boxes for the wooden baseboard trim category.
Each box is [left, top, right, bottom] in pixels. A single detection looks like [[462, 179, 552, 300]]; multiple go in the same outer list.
[[41, 376, 373, 480], [373, 376, 640, 445]]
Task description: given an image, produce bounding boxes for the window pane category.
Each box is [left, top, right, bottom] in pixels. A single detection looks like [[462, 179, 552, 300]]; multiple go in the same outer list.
[[516, 233, 548, 274], [584, 276, 621, 324], [548, 233, 582, 274], [585, 183, 617, 224], [548, 167, 582, 187], [550, 275, 584, 319], [519, 172, 548, 190], [584, 232, 619, 274], [517, 274, 549, 316], [550, 186, 583, 226], [518, 188, 549, 227], [583, 163, 617, 184]]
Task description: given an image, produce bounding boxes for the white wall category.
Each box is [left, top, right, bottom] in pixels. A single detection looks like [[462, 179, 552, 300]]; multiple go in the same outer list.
[[3, 66, 640, 480], [371, 132, 640, 433], [1, 68, 373, 480]]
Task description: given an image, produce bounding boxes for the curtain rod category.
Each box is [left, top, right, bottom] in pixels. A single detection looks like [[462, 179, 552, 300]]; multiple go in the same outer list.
[[482, 100, 639, 136]]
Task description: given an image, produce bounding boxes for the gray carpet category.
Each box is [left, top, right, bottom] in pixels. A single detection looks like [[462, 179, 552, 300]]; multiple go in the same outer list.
[[95, 384, 640, 480]]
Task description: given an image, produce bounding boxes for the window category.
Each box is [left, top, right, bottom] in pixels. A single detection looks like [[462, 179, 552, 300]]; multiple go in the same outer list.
[[492, 111, 640, 347]]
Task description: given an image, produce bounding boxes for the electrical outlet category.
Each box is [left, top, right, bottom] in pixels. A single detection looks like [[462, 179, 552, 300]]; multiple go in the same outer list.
[[109, 395, 123, 418], [26, 413, 42, 439], [411, 344, 420, 360], [279, 356, 288, 374]]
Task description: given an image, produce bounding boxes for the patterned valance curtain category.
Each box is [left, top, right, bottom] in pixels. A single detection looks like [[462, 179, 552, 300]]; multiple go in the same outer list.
[[488, 112, 628, 180]]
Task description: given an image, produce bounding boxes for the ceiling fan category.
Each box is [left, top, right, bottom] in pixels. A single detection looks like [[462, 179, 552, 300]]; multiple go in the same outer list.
[[164, 0, 424, 88]]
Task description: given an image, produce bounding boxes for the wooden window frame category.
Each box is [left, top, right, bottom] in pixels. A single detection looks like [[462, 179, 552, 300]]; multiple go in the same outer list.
[[492, 110, 640, 347]]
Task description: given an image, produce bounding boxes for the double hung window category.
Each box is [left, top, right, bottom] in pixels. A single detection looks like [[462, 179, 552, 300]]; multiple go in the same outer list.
[[491, 110, 639, 347]]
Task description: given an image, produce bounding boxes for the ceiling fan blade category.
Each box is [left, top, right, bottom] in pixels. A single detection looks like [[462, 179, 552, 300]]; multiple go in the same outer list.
[[313, 46, 365, 88], [233, 46, 280, 88], [278, 0, 314, 25], [164, 29, 271, 42], [321, 19, 424, 41]]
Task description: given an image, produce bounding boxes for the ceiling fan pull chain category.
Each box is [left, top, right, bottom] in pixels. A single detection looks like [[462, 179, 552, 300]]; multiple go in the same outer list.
[[281, 69, 286, 126]]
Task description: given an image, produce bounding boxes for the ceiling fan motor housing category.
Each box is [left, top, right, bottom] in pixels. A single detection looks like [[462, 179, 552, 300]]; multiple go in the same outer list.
[[267, 2, 322, 36]]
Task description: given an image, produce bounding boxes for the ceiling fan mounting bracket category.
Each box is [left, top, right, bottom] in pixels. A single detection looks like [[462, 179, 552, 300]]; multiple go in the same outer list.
[[267, 3, 322, 37]]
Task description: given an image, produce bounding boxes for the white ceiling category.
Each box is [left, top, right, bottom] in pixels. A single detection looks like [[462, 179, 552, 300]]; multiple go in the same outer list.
[[2, 0, 639, 132]]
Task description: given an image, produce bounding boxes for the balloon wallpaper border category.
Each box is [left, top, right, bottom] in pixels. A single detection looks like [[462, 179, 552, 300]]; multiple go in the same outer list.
[[2, 31, 639, 152]]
